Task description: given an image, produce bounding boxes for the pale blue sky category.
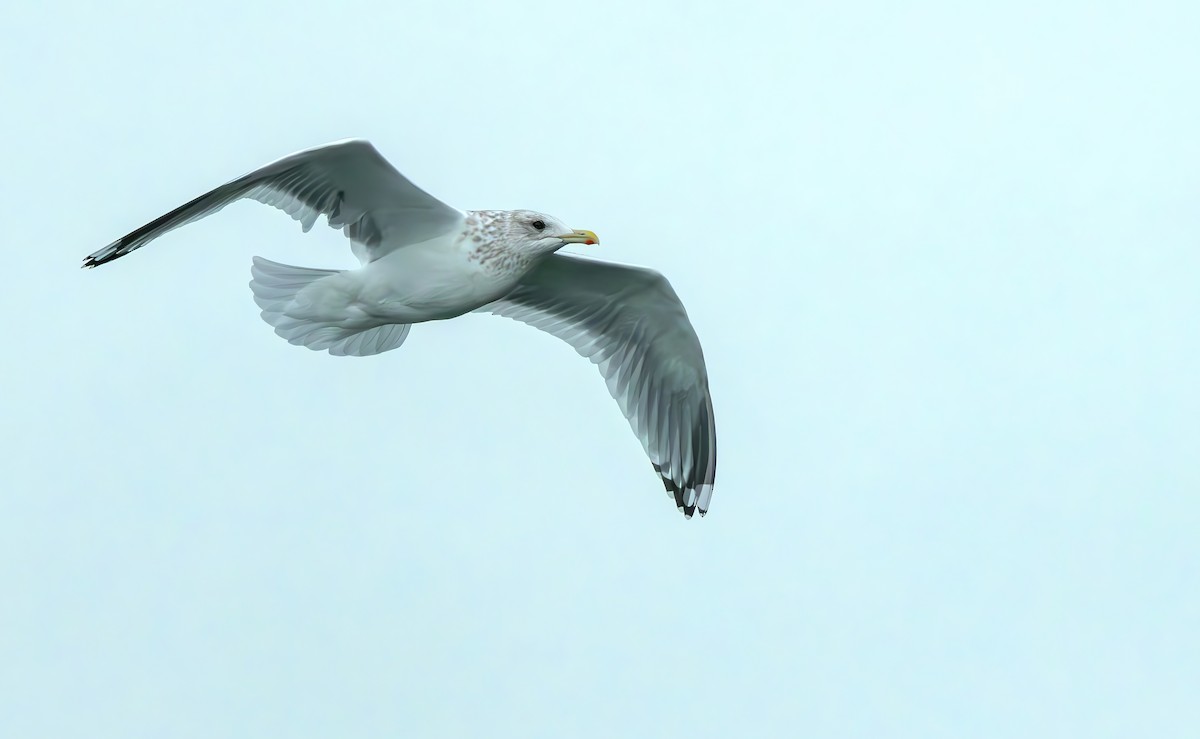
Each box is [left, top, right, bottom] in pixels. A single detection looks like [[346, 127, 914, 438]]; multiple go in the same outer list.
[[2, 1, 1198, 736]]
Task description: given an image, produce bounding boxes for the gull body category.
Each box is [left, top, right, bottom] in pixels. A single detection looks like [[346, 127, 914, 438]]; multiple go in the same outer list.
[[264, 209, 584, 333], [85, 139, 715, 517]]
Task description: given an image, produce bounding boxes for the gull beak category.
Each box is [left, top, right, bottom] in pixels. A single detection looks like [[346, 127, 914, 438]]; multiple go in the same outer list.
[[557, 229, 599, 246]]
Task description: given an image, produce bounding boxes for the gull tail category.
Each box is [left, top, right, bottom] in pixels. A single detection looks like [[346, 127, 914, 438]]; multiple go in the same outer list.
[[248, 256, 411, 357]]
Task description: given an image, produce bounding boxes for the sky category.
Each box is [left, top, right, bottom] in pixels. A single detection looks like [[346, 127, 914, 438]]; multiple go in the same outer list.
[[2, 0, 1198, 736]]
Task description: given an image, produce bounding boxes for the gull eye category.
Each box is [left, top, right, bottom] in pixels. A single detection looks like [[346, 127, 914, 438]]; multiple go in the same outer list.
[[531, 219, 546, 231]]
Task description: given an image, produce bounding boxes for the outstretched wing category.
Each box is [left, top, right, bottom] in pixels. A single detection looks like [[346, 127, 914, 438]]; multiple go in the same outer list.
[[83, 139, 463, 268], [478, 254, 717, 518]]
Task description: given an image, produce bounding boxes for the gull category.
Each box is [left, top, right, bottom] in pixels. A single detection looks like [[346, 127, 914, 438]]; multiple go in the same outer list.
[[84, 139, 717, 517]]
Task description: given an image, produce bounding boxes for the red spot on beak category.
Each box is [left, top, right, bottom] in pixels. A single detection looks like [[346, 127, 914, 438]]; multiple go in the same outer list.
[[585, 239, 595, 245]]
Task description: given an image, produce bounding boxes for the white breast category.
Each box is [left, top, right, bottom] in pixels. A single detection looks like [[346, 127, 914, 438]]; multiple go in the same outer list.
[[353, 229, 524, 323]]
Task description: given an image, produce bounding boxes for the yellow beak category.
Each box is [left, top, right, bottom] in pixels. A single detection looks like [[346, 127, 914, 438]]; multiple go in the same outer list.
[[557, 229, 599, 246]]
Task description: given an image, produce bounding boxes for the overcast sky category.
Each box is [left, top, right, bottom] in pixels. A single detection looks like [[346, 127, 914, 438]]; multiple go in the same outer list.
[[2, 1, 1198, 736]]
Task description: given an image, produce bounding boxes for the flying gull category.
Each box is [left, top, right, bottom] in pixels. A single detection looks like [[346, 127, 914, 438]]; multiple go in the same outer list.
[[83, 139, 717, 517]]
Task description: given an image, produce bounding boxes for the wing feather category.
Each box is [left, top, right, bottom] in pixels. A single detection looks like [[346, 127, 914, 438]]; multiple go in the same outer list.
[[83, 139, 463, 268], [478, 254, 717, 518]]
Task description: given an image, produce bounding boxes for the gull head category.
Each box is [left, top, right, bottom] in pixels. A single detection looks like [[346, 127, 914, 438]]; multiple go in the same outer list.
[[476, 209, 599, 257]]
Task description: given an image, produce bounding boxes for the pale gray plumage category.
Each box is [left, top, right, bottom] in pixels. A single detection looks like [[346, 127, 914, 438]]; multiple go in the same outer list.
[[83, 138, 717, 517], [479, 254, 716, 517], [83, 139, 462, 268]]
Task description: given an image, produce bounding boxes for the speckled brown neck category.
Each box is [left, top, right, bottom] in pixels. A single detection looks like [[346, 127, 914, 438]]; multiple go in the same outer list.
[[462, 210, 534, 276]]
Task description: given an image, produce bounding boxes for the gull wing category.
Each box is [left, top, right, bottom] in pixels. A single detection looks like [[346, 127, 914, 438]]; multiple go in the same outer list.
[[83, 139, 463, 268], [479, 254, 717, 518]]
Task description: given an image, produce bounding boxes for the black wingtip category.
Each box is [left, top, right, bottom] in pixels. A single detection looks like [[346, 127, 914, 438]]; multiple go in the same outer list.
[[81, 246, 119, 269], [654, 463, 699, 519]]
